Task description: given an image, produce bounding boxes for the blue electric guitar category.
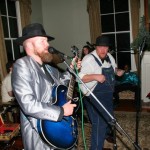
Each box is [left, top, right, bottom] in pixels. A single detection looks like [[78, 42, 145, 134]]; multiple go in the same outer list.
[[37, 46, 79, 149]]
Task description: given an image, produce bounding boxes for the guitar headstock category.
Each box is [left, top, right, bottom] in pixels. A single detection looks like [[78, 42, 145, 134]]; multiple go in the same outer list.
[[71, 46, 79, 57]]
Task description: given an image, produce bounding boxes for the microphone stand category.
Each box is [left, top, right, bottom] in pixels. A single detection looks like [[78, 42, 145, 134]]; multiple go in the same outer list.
[[61, 57, 142, 150], [135, 36, 147, 147]]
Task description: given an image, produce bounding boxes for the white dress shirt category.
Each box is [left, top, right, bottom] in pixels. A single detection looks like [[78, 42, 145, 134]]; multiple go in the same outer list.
[[78, 50, 117, 96]]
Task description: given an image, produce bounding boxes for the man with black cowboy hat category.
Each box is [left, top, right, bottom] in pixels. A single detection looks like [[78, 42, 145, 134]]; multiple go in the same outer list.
[[79, 35, 124, 149], [12, 23, 81, 150]]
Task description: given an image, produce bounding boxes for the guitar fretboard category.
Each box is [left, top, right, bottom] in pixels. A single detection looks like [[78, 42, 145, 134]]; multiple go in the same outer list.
[[67, 46, 79, 101], [67, 75, 75, 100]]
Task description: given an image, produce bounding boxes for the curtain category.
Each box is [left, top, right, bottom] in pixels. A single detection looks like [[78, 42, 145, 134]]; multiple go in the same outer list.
[[87, 0, 101, 44], [131, 0, 140, 42], [130, 0, 140, 68], [19, 0, 32, 28], [0, 14, 8, 80]]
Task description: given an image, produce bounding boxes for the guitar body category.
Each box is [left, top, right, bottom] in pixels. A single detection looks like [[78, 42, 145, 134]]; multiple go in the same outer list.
[[37, 85, 78, 150]]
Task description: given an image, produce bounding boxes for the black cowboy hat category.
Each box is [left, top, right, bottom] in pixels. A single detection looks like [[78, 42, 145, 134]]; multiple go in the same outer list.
[[95, 35, 111, 47], [15, 23, 54, 45]]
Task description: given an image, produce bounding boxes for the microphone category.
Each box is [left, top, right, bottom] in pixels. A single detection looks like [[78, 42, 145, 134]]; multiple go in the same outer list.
[[48, 47, 64, 55], [86, 41, 92, 46], [86, 41, 95, 50], [48, 47, 72, 64], [48, 47, 65, 64], [48, 47, 71, 59]]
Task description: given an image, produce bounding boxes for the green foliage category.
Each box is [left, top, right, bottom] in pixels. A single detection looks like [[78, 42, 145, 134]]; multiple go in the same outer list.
[[131, 16, 150, 51]]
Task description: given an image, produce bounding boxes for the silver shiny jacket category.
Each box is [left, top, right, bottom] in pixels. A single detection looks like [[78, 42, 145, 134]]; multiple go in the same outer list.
[[12, 56, 71, 150]]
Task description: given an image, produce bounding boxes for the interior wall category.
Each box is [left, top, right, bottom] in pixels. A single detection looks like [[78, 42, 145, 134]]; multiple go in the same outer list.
[[31, 0, 90, 69], [41, 0, 91, 69], [31, 0, 43, 24]]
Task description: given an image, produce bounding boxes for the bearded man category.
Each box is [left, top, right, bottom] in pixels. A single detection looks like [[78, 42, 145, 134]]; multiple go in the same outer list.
[[12, 23, 81, 150]]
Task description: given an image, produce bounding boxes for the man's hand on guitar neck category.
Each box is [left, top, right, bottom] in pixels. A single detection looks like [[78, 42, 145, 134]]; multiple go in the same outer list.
[[62, 100, 77, 116], [70, 56, 81, 70]]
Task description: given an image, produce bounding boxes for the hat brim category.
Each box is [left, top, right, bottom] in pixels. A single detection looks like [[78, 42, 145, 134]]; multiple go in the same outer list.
[[15, 34, 55, 46], [95, 43, 111, 47], [95, 42, 111, 47]]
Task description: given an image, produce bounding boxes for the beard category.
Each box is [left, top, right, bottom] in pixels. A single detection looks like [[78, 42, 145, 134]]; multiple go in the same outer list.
[[38, 51, 53, 63], [38, 51, 64, 64]]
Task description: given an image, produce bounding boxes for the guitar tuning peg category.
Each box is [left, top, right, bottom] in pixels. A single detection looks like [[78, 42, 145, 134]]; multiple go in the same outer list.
[[71, 45, 79, 51], [71, 46, 80, 57]]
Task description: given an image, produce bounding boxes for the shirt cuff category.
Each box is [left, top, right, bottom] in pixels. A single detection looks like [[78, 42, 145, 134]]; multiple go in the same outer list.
[[57, 107, 64, 121]]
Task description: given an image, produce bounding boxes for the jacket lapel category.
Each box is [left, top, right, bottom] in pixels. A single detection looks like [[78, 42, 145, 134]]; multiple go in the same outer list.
[[28, 56, 50, 82]]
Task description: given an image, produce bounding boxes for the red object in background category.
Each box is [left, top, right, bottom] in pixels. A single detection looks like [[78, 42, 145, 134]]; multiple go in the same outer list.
[[146, 92, 150, 98], [0, 115, 20, 141]]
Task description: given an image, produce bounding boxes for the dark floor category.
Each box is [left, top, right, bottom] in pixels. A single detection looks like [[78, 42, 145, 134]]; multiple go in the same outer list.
[[114, 99, 137, 112], [114, 99, 150, 112], [0, 99, 149, 150]]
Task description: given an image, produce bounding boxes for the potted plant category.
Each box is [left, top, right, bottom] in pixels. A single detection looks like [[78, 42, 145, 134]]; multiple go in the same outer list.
[[131, 16, 150, 52], [131, 16, 150, 103]]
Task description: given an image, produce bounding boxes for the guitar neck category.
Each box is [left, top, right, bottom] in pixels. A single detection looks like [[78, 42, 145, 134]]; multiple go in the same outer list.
[[67, 46, 79, 100], [67, 75, 76, 100]]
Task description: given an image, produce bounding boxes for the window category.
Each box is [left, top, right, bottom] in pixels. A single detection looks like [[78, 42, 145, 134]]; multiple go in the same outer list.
[[0, 0, 21, 61], [100, 0, 131, 69]]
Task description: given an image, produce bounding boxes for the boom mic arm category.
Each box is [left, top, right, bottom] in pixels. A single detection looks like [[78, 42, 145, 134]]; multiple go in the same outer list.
[[86, 41, 95, 50]]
